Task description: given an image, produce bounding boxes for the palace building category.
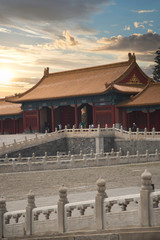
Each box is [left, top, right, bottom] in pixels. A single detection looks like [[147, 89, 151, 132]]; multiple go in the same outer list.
[[0, 53, 159, 134]]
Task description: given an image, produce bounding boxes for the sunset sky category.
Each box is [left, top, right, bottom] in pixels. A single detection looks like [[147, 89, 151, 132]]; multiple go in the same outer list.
[[0, 0, 159, 98]]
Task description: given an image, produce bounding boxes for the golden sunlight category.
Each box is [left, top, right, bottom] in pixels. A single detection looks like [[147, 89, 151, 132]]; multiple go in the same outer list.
[[0, 69, 13, 84]]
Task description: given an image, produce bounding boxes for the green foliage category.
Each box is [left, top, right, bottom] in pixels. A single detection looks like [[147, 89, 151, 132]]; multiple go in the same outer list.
[[153, 48, 160, 82]]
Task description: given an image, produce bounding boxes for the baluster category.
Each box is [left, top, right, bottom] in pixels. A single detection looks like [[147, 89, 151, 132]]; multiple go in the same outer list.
[[4, 154, 8, 163], [105, 202, 114, 213], [118, 200, 130, 211], [17, 153, 22, 162], [0, 197, 7, 238]]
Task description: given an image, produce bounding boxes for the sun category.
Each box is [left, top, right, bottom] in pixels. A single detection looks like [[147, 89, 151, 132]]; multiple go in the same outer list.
[[0, 69, 13, 84]]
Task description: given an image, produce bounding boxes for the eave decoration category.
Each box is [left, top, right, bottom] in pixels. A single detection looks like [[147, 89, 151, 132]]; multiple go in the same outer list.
[[128, 74, 141, 84]]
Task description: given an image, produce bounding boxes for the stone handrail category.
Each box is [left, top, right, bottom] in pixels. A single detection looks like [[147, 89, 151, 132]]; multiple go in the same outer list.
[[1, 170, 160, 238], [0, 148, 159, 173], [0, 125, 160, 156]]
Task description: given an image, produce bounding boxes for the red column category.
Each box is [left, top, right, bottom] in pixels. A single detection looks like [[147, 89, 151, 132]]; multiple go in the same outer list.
[[51, 106, 55, 132], [1, 119, 4, 135], [93, 103, 96, 127], [147, 111, 150, 131], [13, 119, 16, 134], [37, 107, 40, 132], [75, 104, 78, 128]]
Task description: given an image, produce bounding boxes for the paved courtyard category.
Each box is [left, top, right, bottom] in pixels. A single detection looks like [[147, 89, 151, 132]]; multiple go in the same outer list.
[[0, 161, 160, 211], [0, 134, 160, 211]]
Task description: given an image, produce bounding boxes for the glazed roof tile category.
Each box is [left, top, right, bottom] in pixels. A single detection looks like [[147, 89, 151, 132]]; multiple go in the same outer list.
[[118, 82, 160, 107], [7, 54, 150, 103], [0, 99, 22, 116]]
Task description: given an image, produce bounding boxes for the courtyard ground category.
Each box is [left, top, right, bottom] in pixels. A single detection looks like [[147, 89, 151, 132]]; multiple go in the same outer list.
[[0, 161, 160, 211]]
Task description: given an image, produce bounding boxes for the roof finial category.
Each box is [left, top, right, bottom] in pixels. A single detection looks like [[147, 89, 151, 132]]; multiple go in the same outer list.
[[44, 67, 49, 77], [128, 53, 136, 62]]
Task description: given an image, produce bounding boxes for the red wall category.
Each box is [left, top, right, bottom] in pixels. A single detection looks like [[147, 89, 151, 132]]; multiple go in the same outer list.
[[23, 111, 38, 132], [95, 105, 115, 127]]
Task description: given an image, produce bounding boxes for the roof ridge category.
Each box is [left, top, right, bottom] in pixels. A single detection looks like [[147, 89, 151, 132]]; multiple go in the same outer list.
[[47, 60, 130, 77]]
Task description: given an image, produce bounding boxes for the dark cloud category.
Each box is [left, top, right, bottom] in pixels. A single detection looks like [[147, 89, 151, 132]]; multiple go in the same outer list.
[[96, 32, 160, 53], [142, 64, 155, 77], [0, 0, 110, 25]]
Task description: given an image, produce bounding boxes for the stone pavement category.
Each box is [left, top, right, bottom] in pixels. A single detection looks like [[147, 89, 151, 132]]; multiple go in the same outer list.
[[1, 161, 159, 212]]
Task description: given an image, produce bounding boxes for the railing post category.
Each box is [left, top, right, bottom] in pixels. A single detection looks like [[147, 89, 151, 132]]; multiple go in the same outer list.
[[57, 152, 60, 168], [155, 149, 159, 161], [79, 149, 83, 158], [83, 154, 87, 167], [120, 125, 123, 136], [111, 148, 114, 156], [119, 148, 122, 156], [95, 178, 107, 230], [32, 153, 35, 162], [17, 153, 22, 162], [57, 185, 68, 233], [136, 128, 139, 139], [43, 152, 47, 170], [152, 128, 155, 139], [129, 128, 131, 140], [12, 159, 16, 171], [68, 151, 71, 159], [136, 150, 140, 162], [28, 157, 31, 171], [90, 148, 94, 158], [0, 197, 7, 238], [25, 191, 36, 236], [4, 154, 8, 163], [144, 128, 147, 138], [140, 169, 153, 227], [2, 143, 6, 153], [71, 155, 74, 168], [126, 151, 130, 163]]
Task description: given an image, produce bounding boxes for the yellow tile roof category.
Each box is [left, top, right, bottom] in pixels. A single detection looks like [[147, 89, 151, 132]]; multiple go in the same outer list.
[[0, 99, 22, 116], [111, 84, 144, 93], [7, 54, 150, 103], [118, 82, 160, 107]]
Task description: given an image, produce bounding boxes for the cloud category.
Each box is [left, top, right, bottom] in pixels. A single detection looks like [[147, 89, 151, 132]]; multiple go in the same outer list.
[[0, 0, 110, 26], [54, 31, 81, 49], [0, 27, 11, 33], [95, 32, 160, 59], [124, 26, 130, 31], [141, 64, 155, 77], [134, 20, 153, 29], [137, 10, 156, 13]]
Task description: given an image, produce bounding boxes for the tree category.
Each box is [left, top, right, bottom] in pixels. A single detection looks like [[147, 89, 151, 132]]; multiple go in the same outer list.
[[153, 48, 160, 82]]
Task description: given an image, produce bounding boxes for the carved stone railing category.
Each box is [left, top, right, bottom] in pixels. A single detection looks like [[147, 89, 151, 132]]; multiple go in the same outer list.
[[0, 148, 159, 173], [0, 125, 160, 156], [0, 170, 160, 238]]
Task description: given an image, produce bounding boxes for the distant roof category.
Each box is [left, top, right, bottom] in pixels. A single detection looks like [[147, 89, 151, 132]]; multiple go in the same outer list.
[[0, 99, 22, 116], [7, 53, 151, 103], [118, 82, 160, 107]]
